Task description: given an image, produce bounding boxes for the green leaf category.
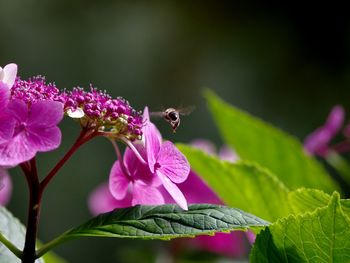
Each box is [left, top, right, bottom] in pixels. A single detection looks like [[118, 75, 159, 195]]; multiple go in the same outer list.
[[37, 204, 269, 258], [205, 90, 339, 193], [0, 207, 43, 263], [178, 144, 290, 222], [289, 188, 350, 218], [251, 192, 350, 263], [0, 207, 66, 263], [42, 251, 67, 263]]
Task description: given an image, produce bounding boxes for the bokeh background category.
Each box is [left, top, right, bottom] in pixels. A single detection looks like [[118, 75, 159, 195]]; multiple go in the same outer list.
[[1, 1, 350, 262]]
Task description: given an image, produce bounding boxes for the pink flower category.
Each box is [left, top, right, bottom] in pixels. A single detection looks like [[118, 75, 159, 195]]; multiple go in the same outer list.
[[0, 83, 15, 144], [0, 168, 12, 206], [0, 63, 17, 89], [143, 107, 190, 210], [304, 105, 345, 156], [109, 147, 164, 207], [0, 99, 64, 166], [170, 139, 250, 257], [0, 64, 18, 144], [88, 183, 132, 215]]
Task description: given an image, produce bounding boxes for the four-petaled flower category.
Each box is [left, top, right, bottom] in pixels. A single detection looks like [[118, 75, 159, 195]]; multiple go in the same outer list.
[[0, 100, 64, 166], [0, 64, 64, 167], [143, 107, 190, 210], [109, 147, 164, 206]]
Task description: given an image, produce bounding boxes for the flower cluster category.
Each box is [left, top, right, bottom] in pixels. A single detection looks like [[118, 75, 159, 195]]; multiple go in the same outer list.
[[59, 86, 143, 141], [11, 76, 60, 104], [1, 63, 191, 211], [0, 65, 63, 167]]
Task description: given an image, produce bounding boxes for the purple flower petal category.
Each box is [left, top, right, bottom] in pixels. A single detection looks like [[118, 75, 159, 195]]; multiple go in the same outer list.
[[157, 141, 190, 184], [192, 232, 247, 257], [0, 82, 10, 112], [109, 161, 130, 200], [143, 107, 162, 173], [27, 101, 64, 127], [2, 63, 17, 88], [178, 171, 222, 204], [219, 146, 239, 162], [324, 105, 345, 134], [0, 132, 36, 166], [304, 105, 345, 156], [246, 230, 256, 244], [8, 99, 28, 123], [157, 171, 188, 210], [124, 147, 160, 186], [0, 168, 12, 206], [132, 181, 164, 206], [0, 114, 15, 144], [27, 126, 62, 152], [88, 183, 132, 215], [191, 139, 216, 155]]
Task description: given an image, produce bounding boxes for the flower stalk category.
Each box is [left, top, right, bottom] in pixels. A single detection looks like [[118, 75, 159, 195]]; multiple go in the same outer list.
[[19, 128, 97, 263], [22, 162, 41, 263]]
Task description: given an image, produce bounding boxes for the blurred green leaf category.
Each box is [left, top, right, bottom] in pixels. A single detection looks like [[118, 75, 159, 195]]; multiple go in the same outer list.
[[42, 248, 67, 263], [251, 192, 350, 262], [178, 144, 290, 222], [326, 151, 350, 187], [205, 90, 339, 193], [0, 207, 43, 263], [37, 204, 269, 258]]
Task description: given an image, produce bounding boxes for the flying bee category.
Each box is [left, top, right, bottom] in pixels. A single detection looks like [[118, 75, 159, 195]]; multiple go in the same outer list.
[[150, 106, 195, 133]]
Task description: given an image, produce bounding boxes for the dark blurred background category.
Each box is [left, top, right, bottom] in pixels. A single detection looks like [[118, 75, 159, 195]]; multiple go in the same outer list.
[[1, 1, 350, 262]]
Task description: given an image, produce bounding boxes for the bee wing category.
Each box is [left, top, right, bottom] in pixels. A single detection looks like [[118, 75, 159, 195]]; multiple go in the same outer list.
[[150, 111, 165, 119], [178, 105, 195, 116]]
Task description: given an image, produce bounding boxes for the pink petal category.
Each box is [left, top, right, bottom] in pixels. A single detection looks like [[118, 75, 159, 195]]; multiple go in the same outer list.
[[2, 63, 17, 88], [28, 101, 64, 127], [0, 115, 15, 144], [193, 232, 247, 257], [88, 183, 132, 216], [0, 132, 36, 166], [219, 146, 239, 163], [178, 171, 222, 205], [324, 105, 345, 133], [132, 181, 164, 206], [109, 161, 130, 200], [157, 171, 188, 210], [304, 105, 344, 156], [157, 141, 190, 183], [124, 146, 144, 175], [8, 99, 28, 123], [0, 168, 12, 206], [246, 230, 256, 244], [143, 107, 162, 173], [27, 126, 62, 152], [191, 139, 216, 155], [0, 82, 10, 112], [124, 147, 161, 187]]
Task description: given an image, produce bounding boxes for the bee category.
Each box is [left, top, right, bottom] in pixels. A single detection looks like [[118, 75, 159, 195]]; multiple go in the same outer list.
[[151, 106, 194, 133]]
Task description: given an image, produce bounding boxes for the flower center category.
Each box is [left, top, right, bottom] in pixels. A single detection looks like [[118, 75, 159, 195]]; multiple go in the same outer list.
[[14, 122, 27, 136], [154, 162, 161, 170]]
